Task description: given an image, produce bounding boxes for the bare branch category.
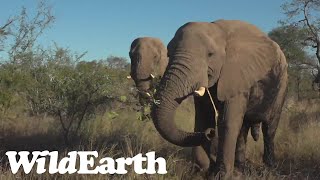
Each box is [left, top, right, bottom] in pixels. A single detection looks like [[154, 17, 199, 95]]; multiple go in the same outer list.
[[0, 18, 16, 34], [7, 1, 55, 60], [316, 41, 320, 60], [303, 1, 319, 40]]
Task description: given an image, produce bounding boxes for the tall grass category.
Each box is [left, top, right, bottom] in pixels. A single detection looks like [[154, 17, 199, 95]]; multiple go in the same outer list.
[[0, 98, 319, 179]]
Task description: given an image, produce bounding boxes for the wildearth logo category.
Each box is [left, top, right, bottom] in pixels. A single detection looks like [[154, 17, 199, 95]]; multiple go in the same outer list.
[[5, 151, 167, 174]]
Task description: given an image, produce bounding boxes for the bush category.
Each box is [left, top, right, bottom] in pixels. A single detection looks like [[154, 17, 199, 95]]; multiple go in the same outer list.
[[0, 45, 134, 144], [23, 49, 132, 143]]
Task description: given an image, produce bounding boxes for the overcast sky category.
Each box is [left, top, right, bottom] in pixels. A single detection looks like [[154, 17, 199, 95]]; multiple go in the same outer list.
[[0, 0, 287, 60]]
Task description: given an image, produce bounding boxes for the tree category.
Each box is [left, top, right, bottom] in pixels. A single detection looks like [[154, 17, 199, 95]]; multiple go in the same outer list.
[[106, 56, 129, 70], [22, 47, 131, 144], [0, 19, 15, 52], [269, 25, 318, 99], [282, 0, 320, 91], [0, 0, 54, 115], [0, 0, 54, 62]]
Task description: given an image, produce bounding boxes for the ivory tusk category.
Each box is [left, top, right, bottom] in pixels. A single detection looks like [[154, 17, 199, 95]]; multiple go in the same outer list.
[[146, 92, 151, 97], [150, 74, 155, 78], [126, 75, 132, 79], [194, 87, 206, 96]]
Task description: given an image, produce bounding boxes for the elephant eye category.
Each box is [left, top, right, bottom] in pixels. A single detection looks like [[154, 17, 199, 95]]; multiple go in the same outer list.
[[208, 52, 214, 57]]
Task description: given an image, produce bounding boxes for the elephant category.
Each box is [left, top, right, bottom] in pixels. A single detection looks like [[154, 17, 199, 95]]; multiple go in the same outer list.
[[128, 37, 168, 99], [128, 36, 262, 172], [151, 19, 288, 178]]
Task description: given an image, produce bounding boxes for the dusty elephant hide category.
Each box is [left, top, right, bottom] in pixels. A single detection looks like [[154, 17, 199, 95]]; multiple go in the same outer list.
[[151, 19, 288, 179], [128, 35, 262, 173]]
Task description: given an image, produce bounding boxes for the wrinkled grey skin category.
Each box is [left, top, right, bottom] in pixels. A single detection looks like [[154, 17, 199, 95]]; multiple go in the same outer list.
[[129, 37, 168, 98], [129, 36, 261, 173], [151, 20, 288, 178], [129, 37, 216, 170]]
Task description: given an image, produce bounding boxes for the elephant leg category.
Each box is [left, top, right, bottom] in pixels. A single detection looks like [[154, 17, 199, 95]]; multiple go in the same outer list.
[[192, 146, 210, 171], [262, 119, 279, 167], [234, 122, 250, 172], [262, 72, 287, 168], [214, 95, 247, 178], [193, 95, 217, 171]]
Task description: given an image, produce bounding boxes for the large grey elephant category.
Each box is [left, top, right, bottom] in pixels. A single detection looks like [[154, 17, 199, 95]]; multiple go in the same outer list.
[[129, 36, 261, 172], [128, 37, 168, 98], [151, 20, 288, 178]]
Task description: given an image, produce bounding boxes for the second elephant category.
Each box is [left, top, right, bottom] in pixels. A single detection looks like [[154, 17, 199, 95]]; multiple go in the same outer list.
[[128, 37, 168, 98]]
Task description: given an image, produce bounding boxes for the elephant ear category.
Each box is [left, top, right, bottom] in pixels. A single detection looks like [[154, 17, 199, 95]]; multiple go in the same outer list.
[[153, 45, 168, 77], [217, 36, 280, 101]]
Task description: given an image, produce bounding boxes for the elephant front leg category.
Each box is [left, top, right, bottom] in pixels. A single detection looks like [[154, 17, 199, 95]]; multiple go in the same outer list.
[[213, 95, 247, 179], [192, 146, 210, 171], [234, 122, 250, 173], [193, 95, 217, 171]]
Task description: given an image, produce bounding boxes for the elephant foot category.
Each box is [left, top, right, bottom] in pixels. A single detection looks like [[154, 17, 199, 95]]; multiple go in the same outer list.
[[207, 171, 237, 180], [188, 165, 208, 180], [235, 159, 264, 176], [234, 161, 246, 174], [263, 155, 276, 168], [207, 164, 246, 180], [233, 169, 246, 180], [192, 163, 208, 173], [206, 163, 232, 180], [207, 168, 246, 180], [207, 170, 223, 180]]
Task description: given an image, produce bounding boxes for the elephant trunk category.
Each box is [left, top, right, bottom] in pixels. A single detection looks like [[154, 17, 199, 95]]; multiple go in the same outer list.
[[151, 53, 210, 147]]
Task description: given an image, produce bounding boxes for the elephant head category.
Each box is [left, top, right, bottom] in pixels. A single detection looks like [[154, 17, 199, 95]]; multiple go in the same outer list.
[[129, 37, 168, 99], [151, 20, 281, 147]]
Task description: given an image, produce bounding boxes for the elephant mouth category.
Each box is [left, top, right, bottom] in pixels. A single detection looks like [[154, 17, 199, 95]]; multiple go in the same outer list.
[[138, 90, 153, 100], [136, 75, 162, 103]]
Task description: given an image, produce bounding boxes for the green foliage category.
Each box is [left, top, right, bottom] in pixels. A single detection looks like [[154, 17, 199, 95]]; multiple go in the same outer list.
[[281, 0, 320, 95], [0, 44, 133, 144], [21, 48, 131, 143], [268, 26, 308, 65], [119, 95, 127, 102], [136, 105, 151, 121], [106, 55, 129, 70], [0, 62, 30, 115], [269, 25, 319, 99], [135, 76, 161, 121], [107, 111, 119, 119]]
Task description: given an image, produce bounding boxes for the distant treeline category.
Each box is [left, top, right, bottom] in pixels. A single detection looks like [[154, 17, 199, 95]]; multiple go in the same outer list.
[[0, 0, 319, 144]]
